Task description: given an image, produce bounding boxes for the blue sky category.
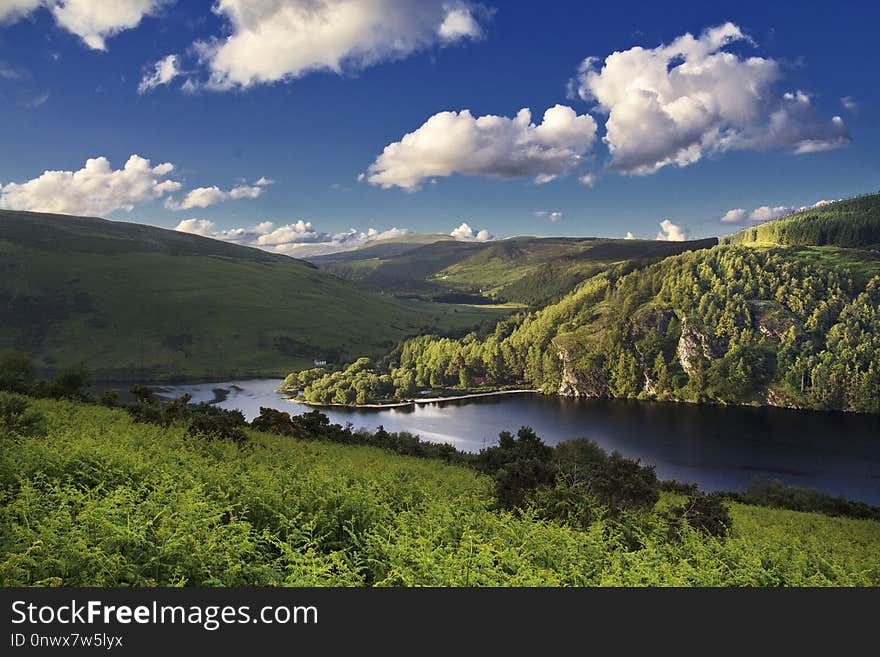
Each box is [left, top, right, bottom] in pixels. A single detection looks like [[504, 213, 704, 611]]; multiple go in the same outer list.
[[0, 0, 878, 255]]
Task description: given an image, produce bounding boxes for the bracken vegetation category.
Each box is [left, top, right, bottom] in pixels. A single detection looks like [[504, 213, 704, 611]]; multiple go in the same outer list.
[[1, 390, 878, 587]]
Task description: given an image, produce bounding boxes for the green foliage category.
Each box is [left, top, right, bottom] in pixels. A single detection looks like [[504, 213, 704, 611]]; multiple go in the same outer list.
[[723, 194, 880, 248], [309, 241, 880, 412], [474, 427, 556, 509], [186, 404, 248, 444], [0, 209, 437, 382], [0, 392, 47, 439], [1, 398, 878, 586], [732, 477, 880, 521], [668, 491, 733, 538], [0, 351, 37, 394]]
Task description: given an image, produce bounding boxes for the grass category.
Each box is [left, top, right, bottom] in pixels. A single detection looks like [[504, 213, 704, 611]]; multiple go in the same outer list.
[[313, 234, 718, 306], [0, 210, 435, 382], [2, 398, 877, 587]]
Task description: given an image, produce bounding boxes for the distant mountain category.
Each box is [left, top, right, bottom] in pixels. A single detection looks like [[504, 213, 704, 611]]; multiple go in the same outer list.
[[310, 234, 718, 306], [0, 210, 433, 382]]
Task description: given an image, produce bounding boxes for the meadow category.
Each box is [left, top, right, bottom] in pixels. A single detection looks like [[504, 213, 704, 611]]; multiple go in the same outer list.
[[2, 398, 878, 587]]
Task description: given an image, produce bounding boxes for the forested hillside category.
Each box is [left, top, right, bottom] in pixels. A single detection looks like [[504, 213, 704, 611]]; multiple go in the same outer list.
[[290, 196, 880, 413], [723, 193, 880, 248]]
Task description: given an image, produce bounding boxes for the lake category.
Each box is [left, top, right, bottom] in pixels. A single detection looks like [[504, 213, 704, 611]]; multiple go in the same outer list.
[[156, 379, 880, 505]]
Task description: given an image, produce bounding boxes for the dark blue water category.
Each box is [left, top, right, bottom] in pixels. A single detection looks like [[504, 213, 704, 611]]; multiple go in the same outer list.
[[158, 379, 880, 505]]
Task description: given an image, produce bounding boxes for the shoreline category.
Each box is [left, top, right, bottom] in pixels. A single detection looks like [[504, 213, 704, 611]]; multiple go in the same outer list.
[[289, 388, 542, 409]]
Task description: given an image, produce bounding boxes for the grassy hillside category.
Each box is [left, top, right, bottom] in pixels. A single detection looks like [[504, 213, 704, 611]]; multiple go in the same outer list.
[[2, 397, 877, 586], [722, 194, 880, 248], [0, 210, 434, 382], [312, 234, 718, 306]]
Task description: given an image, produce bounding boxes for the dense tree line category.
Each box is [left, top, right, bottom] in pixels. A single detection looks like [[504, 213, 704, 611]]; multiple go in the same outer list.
[[723, 193, 880, 248], [288, 243, 880, 413]]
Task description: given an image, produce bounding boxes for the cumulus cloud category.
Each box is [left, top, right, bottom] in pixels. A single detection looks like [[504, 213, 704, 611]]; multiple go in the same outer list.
[[138, 54, 180, 94], [1, 0, 171, 50], [574, 22, 850, 174], [193, 0, 486, 90], [0, 154, 181, 216], [624, 231, 635, 240], [534, 211, 563, 223], [841, 96, 858, 113], [365, 104, 598, 190], [656, 219, 687, 241], [719, 199, 838, 224], [165, 179, 271, 210], [174, 218, 411, 257], [450, 222, 492, 241]]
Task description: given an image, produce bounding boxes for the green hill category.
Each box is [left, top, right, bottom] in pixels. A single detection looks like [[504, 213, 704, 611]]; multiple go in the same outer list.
[[0, 210, 435, 382], [292, 194, 880, 413], [311, 234, 718, 306], [2, 396, 877, 586], [722, 194, 880, 248]]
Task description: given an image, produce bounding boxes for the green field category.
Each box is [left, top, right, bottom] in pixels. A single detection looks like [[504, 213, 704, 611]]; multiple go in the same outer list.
[[1, 397, 877, 586], [0, 210, 467, 382], [311, 234, 719, 306]]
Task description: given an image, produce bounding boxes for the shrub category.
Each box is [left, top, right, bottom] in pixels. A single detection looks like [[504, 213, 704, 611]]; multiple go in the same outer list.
[[474, 426, 555, 509], [669, 491, 733, 538], [553, 438, 660, 513], [187, 404, 248, 443], [0, 351, 37, 394], [0, 392, 47, 438], [99, 390, 120, 408], [251, 406, 302, 437]]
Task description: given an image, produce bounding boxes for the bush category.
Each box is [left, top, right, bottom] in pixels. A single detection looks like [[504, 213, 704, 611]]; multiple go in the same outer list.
[[187, 404, 248, 443], [669, 491, 733, 538], [0, 351, 37, 394], [474, 426, 555, 509], [733, 477, 880, 521], [99, 390, 120, 408], [251, 406, 302, 437], [0, 392, 47, 439], [553, 439, 660, 513]]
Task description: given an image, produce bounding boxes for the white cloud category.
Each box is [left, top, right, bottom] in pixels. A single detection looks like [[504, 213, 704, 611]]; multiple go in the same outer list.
[[574, 22, 850, 174], [174, 218, 411, 257], [656, 219, 687, 241], [624, 231, 635, 240], [165, 179, 271, 210], [0, 154, 181, 216], [841, 96, 858, 113], [365, 104, 598, 189], [0, 0, 42, 24], [1, 0, 171, 50], [534, 211, 563, 223], [438, 7, 482, 41], [138, 54, 180, 94], [578, 173, 596, 187], [194, 0, 486, 90], [450, 222, 492, 241], [719, 199, 839, 224]]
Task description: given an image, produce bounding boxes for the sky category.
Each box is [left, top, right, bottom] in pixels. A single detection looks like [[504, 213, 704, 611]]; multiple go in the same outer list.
[[0, 0, 878, 256]]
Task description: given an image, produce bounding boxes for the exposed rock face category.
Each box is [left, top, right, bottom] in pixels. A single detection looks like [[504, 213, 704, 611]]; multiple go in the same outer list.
[[556, 345, 607, 398], [677, 315, 718, 377], [643, 372, 657, 397]]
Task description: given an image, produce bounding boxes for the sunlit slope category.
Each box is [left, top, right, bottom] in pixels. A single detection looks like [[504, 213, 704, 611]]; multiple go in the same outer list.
[[312, 234, 718, 305], [722, 193, 880, 248], [0, 210, 430, 381]]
